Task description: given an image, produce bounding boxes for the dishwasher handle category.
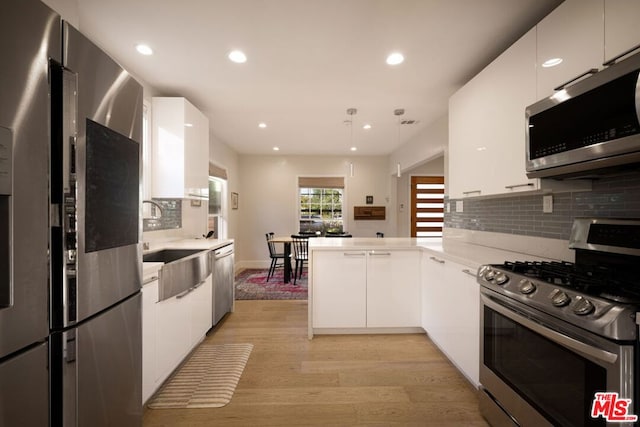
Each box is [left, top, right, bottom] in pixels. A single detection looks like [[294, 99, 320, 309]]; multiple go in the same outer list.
[[214, 248, 234, 260]]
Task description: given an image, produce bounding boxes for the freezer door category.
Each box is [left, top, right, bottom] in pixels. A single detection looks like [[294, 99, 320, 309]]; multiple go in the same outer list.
[[0, 0, 60, 358], [52, 293, 142, 427], [0, 342, 49, 426]]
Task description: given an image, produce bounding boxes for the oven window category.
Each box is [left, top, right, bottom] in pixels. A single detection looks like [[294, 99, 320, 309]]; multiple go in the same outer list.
[[484, 307, 607, 427], [85, 119, 140, 253]]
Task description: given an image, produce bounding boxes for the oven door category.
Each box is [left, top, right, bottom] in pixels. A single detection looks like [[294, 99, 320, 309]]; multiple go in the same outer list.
[[480, 290, 636, 427]]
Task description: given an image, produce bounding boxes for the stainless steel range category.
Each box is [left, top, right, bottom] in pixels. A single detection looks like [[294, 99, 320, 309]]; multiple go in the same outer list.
[[478, 218, 640, 427]]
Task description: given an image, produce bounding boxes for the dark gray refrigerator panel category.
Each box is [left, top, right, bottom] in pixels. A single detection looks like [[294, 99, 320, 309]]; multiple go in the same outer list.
[[52, 293, 142, 426], [0, 342, 49, 426], [0, 0, 60, 360]]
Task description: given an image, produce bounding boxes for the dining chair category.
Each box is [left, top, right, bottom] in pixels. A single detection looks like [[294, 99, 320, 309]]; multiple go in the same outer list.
[[376, 232, 384, 238], [265, 232, 286, 281], [290, 236, 309, 285]]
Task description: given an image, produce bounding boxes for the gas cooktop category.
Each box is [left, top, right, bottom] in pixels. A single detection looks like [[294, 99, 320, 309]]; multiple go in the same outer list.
[[495, 260, 640, 305]]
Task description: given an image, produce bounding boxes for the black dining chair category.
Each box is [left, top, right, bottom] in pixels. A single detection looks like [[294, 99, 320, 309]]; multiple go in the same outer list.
[[290, 236, 309, 285], [376, 232, 384, 238], [265, 232, 287, 282]]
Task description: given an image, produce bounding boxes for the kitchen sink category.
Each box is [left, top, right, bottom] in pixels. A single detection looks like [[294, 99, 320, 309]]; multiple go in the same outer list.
[[143, 249, 211, 301], [143, 249, 203, 263]]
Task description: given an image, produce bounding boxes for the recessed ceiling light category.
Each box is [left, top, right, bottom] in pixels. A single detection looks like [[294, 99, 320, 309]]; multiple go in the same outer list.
[[362, 124, 371, 130], [228, 50, 247, 63], [386, 52, 404, 65], [136, 44, 153, 56], [273, 146, 279, 151], [258, 122, 267, 128], [184, 123, 193, 127], [350, 147, 357, 152], [476, 146, 487, 151], [542, 57, 563, 68]]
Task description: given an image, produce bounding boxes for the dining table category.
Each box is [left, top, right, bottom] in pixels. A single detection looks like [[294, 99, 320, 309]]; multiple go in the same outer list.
[[269, 236, 293, 283]]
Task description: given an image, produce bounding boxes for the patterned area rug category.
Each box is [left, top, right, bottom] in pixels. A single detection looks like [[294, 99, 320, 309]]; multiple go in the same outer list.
[[147, 343, 253, 409], [235, 268, 308, 300]]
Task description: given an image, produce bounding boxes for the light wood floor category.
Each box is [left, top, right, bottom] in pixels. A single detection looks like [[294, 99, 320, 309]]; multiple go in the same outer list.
[[143, 300, 489, 426]]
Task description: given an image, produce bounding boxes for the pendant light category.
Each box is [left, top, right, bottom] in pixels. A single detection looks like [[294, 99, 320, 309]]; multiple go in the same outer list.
[[346, 108, 357, 177], [394, 108, 404, 177]]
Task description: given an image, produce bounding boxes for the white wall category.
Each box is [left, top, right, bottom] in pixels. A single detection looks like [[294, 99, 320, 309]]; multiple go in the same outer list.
[[389, 114, 448, 177], [236, 155, 392, 268], [210, 133, 240, 241], [395, 157, 445, 237]]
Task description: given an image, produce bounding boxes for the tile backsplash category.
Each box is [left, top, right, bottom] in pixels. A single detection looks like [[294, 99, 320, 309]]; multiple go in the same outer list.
[[142, 198, 182, 232], [445, 171, 640, 240]]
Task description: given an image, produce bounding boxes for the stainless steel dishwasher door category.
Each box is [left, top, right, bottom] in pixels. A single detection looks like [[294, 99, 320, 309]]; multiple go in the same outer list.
[[212, 243, 234, 325]]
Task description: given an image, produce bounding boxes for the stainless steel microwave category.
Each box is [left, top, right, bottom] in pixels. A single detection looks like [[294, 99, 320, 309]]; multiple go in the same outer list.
[[526, 50, 640, 178]]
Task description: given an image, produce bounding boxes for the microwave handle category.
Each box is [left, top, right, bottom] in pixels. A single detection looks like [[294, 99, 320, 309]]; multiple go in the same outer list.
[[553, 68, 599, 91]]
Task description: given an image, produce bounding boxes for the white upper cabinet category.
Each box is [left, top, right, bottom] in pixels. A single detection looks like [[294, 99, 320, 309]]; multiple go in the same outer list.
[[448, 28, 537, 199], [151, 97, 209, 199], [536, 0, 604, 100], [604, 0, 640, 64]]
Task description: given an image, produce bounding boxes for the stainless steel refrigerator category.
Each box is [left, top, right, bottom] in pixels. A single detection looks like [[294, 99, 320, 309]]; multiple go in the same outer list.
[[1, 1, 143, 426]]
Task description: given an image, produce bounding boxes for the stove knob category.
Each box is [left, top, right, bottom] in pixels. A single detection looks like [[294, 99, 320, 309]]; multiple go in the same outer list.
[[494, 272, 509, 286], [484, 269, 496, 281], [519, 279, 536, 294], [573, 296, 595, 316], [550, 289, 570, 307], [478, 265, 491, 277]]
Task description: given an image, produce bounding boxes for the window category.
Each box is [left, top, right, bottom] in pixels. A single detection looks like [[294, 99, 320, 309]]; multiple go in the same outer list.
[[298, 177, 345, 234], [208, 164, 228, 239], [411, 176, 444, 237]]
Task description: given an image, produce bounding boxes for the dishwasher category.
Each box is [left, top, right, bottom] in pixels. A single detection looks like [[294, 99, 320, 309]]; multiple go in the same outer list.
[[211, 243, 234, 325]]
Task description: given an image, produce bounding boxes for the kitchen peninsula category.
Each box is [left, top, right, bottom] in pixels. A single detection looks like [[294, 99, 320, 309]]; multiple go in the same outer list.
[[308, 236, 561, 386]]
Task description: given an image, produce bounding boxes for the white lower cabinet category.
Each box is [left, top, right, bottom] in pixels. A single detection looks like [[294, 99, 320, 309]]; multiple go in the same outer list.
[[422, 253, 480, 386], [155, 284, 192, 387], [142, 270, 213, 403], [367, 250, 421, 327], [189, 275, 213, 348], [142, 277, 159, 404], [312, 250, 367, 328], [312, 249, 421, 329]]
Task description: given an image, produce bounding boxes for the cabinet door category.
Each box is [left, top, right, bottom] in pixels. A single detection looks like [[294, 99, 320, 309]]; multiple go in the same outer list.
[[183, 100, 209, 198], [536, 0, 604, 99], [142, 280, 158, 404], [421, 254, 446, 334], [155, 291, 192, 385], [312, 251, 366, 328], [448, 28, 537, 199], [604, 0, 640, 63], [367, 250, 421, 328], [190, 275, 213, 347], [442, 263, 480, 386], [151, 97, 209, 199]]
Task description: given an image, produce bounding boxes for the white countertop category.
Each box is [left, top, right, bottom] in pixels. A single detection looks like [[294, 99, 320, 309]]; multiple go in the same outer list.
[[143, 238, 234, 254], [309, 237, 556, 269]]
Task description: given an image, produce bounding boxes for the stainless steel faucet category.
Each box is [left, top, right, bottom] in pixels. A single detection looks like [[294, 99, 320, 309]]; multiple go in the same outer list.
[[142, 200, 163, 220]]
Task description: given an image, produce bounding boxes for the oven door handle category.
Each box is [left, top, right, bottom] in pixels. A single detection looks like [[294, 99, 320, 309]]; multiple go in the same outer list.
[[482, 294, 619, 365]]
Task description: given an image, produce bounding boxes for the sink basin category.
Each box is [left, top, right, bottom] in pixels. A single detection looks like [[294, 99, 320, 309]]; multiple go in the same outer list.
[[143, 249, 203, 263], [143, 249, 211, 301]]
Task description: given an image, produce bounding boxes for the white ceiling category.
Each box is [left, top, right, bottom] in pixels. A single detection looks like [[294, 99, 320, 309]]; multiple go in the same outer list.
[[75, 0, 563, 156]]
